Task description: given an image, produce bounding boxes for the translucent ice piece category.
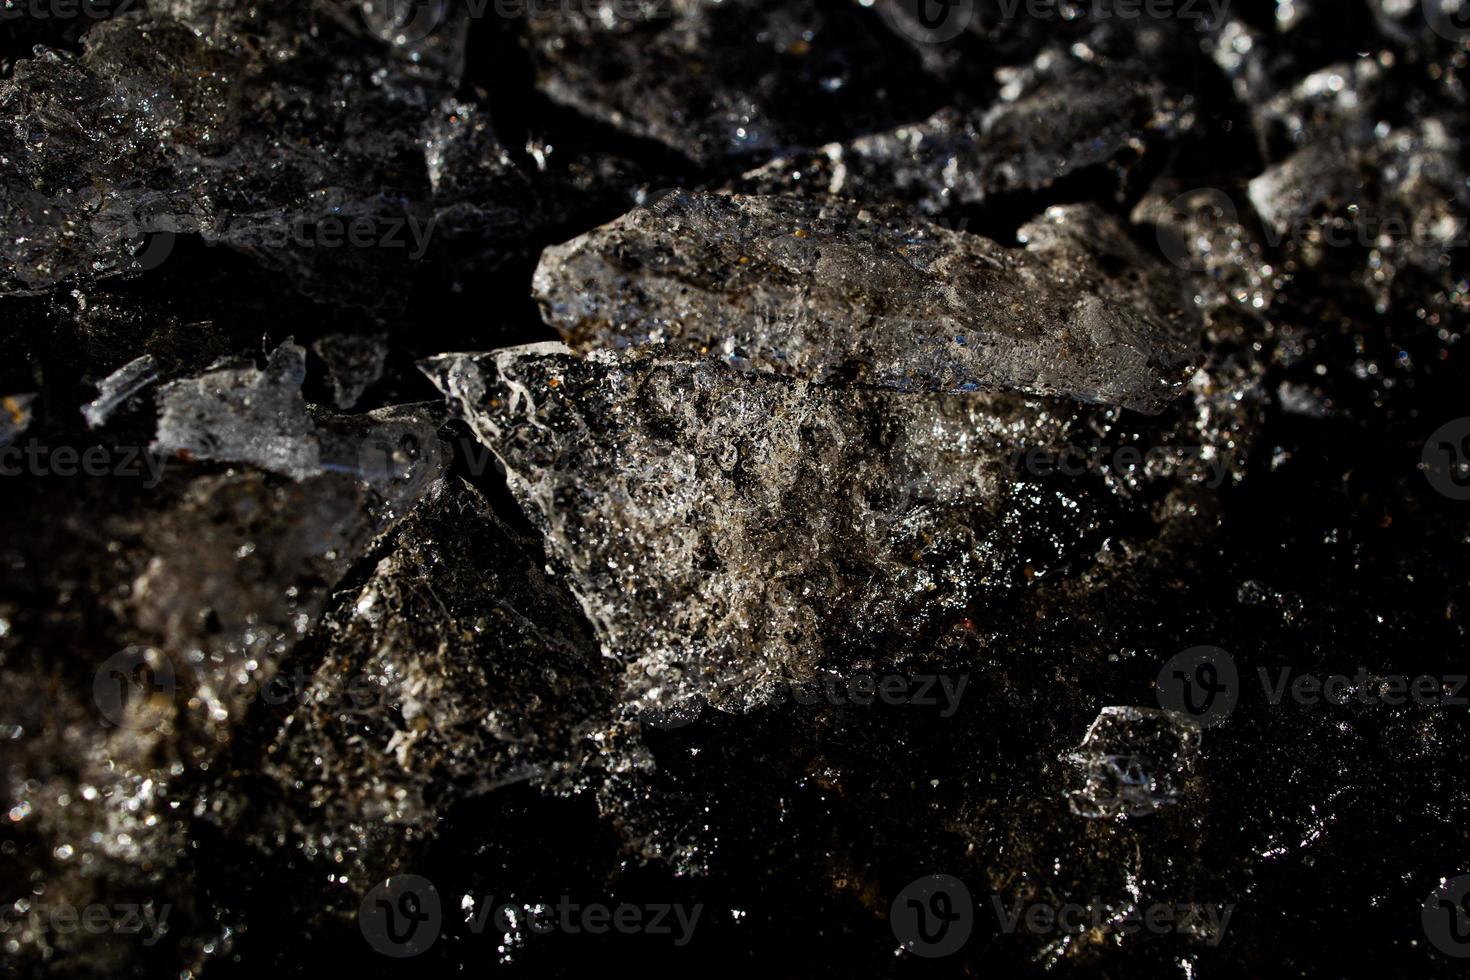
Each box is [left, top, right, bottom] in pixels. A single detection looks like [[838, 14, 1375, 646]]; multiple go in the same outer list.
[[533, 192, 1202, 413], [1063, 706, 1201, 819]]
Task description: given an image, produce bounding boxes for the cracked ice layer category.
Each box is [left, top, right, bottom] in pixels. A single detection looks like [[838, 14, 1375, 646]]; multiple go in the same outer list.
[[424, 345, 1252, 717], [533, 192, 1203, 414]]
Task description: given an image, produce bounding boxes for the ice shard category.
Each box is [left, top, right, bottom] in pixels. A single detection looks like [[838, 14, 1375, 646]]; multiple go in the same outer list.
[[1063, 706, 1202, 819], [82, 355, 160, 430]]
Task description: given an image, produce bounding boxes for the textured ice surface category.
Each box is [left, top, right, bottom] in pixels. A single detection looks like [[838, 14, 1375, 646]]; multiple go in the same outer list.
[[738, 48, 1181, 212], [534, 192, 1202, 413], [1195, 28, 1470, 313], [1132, 182, 1281, 315], [0, 454, 446, 971], [1063, 706, 1202, 819], [522, 0, 943, 167], [244, 477, 626, 893], [1247, 116, 1468, 310], [425, 344, 1258, 717], [0, 1, 527, 312], [4, 3, 1470, 976]]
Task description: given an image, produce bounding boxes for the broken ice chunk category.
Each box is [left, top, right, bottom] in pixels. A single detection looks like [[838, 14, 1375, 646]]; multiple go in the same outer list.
[[534, 191, 1201, 413], [261, 477, 618, 843], [424, 347, 1236, 718], [0, 430, 448, 972], [1246, 139, 1361, 245], [1131, 182, 1277, 314], [153, 342, 320, 479], [0, 5, 486, 307], [1246, 116, 1468, 309], [737, 54, 1181, 212], [522, 0, 942, 167], [82, 354, 161, 429], [312, 334, 389, 410], [152, 340, 446, 496], [0, 394, 36, 446], [1063, 706, 1201, 819]]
